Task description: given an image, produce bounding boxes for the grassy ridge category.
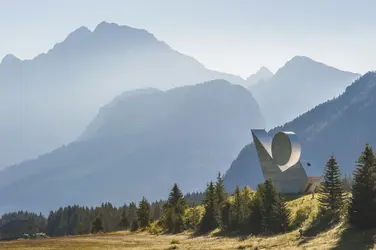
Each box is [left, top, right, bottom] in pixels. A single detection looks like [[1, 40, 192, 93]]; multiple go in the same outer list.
[[0, 195, 374, 249]]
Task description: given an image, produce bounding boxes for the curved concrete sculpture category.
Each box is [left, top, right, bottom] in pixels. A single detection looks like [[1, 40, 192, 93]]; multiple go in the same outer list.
[[251, 129, 320, 194]]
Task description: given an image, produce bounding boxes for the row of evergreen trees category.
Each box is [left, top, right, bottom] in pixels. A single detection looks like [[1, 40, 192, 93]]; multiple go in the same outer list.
[[131, 173, 290, 235], [2, 143, 376, 237]]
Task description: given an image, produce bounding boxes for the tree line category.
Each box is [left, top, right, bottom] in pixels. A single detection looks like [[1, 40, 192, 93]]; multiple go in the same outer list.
[[2, 143, 376, 238]]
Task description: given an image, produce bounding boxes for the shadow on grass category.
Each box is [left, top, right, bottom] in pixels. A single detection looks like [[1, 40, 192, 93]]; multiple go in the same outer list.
[[212, 229, 250, 238], [331, 226, 375, 250], [296, 213, 337, 246]]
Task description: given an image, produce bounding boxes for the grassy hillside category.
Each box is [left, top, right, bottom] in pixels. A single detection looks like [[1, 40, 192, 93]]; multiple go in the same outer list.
[[1, 195, 374, 249]]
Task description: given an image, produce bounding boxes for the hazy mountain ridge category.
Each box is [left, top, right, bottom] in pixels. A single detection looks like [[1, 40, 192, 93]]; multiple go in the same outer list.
[[250, 56, 361, 129], [0, 22, 248, 169], [0, 80, 264, 213], [224, 71, 376, 192]]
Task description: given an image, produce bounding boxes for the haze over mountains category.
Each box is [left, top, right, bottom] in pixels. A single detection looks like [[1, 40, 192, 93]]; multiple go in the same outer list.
[[249, 56, 360, 129], [0, 80, 264, 213], [0, 21, 245, 169], [0, 21, 370, 214], [224, 71, 376, 192], [0, 21, 361, 169]]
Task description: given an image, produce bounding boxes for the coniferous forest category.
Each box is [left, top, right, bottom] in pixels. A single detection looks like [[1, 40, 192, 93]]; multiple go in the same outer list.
[[1, 144, 376, 241]]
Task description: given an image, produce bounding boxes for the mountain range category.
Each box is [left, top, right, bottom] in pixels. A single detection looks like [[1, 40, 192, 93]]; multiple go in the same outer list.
[[0, 21, 369, 214], [249, 56, 360, 129], [0, 80, 264, 213], [224, 71, 376, 192], [0, 22, 362, 170], [0, 22, 245, 169]]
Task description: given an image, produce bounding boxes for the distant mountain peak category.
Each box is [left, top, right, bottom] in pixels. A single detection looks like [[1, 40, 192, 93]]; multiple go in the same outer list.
[[278, 55, 360, 76], [290, 55, 313, 61], [93, 21, 146, 34], [63, 26, 91, 42], [94, 21, 120, 32], [256, 66, 273, 76], [283, 55, 319, 67], [69, 26, 91, 36], [246, 66, 273, 85], [1, 54, 21, 65]]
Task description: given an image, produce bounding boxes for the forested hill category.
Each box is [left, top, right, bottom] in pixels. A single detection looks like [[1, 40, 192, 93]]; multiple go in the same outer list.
[[224, 71, 376, 192]]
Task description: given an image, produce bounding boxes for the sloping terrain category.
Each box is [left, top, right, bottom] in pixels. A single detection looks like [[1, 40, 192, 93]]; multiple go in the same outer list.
[[225, 72, 376, 192]]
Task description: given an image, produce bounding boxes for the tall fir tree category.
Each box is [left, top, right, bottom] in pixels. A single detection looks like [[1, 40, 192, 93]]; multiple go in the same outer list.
[[348, 144, 376, 229], [127, 202, 138, 224], [220, 200, 231, 230], [118, 210, 130, 230], [162, 183, 187, 233], [317, 155, 345, 219], [91, 216, 103, 234], [200, 181, 218, 233], [137, 197, 151, 228], [248, 186, 263, 235], [214, 172, 227, 208], [231, 186, 242, 228], [260, 179, 279, 234], [273, 194, 290, 233]]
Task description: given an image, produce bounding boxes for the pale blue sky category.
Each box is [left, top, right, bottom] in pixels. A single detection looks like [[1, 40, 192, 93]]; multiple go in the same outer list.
[[1, 0, 375, 77]]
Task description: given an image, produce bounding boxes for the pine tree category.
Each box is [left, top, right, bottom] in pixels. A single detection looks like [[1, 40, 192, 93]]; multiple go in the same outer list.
[[91, 216, 103, 234], [220, 200, 231, 230], [215, 172, 227, 208], [231, 186, 242, 228], [348, 144, 376, 229], [260, 179, 279, 234], [274, 194, 290, 233], [118, 210, 130, 230], [200, 181, 218, 232], [137, 197, 151, 228], [248, 186, 263, 235], [240, 186, 253, 230], [317, 155, 345, 219], [162, 183, 187, 233], [127, 202, 138, 223]]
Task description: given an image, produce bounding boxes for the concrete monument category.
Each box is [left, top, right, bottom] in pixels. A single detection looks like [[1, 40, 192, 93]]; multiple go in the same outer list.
[[251, 129, 320, 194]]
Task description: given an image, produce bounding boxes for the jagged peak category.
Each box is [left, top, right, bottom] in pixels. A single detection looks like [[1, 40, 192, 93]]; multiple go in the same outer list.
[[276, 55, 359, 76]]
